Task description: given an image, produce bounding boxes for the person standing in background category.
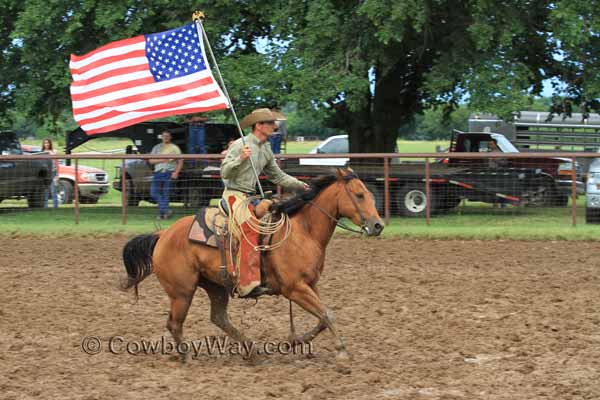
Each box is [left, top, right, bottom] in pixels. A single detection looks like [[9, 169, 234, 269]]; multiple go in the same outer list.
[[148, 130, 183, 220], [41, 138, 58, 208], [269, 107, 287, 154]]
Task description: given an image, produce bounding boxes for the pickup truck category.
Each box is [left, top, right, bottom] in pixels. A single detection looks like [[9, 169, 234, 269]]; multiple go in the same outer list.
[[446, 131, 584, 206], [22, 145, 109, 204], [0, 131, 52, 207], [66, 121, 239, 207]]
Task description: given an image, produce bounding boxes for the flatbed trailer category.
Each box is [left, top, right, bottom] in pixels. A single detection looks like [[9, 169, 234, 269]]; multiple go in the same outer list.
[[278, 161, 552, 216]]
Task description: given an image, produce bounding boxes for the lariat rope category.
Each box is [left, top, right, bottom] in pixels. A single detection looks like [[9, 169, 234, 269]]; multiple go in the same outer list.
[[229, 196, 292, 251]]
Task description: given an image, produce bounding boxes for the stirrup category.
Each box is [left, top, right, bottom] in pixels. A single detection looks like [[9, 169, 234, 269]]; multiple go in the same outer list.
[[239, 285, 273, 299]]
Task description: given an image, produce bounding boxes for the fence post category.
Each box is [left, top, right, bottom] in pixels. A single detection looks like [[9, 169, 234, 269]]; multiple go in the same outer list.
[[571, 156, 577, 227], [74, 158, 79, 225], [425, 158, 431, 225], [383, 156, 390, 225], [122, 158, 127, 225]]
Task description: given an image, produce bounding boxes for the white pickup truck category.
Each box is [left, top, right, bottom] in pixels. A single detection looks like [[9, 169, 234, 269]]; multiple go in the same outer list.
[[586, 156, 600, 223], [299, 135, 349, 166]]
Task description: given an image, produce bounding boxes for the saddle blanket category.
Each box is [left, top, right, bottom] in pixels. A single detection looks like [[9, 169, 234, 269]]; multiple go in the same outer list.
[[188, 207, 228, 247]]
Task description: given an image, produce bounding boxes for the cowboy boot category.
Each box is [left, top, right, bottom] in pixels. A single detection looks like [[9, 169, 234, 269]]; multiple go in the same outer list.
[[236, 220, 262, 297]]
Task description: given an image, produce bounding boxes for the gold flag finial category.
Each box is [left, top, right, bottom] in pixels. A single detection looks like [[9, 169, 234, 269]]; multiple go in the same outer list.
[[192, 11, 206, 21]]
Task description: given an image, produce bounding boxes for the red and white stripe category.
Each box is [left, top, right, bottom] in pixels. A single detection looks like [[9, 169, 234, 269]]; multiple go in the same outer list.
[[69, 35, 229, 135]]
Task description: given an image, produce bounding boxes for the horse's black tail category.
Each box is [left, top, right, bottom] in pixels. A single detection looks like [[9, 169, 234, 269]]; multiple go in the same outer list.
[[121, 233, 160, 300]]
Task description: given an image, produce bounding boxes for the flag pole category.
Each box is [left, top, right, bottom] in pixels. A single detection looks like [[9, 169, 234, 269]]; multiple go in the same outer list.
[[192, 11, 265, 198]]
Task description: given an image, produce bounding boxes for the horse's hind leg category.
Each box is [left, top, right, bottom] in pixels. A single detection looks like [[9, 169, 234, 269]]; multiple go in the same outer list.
[[165, 293, 195, 362], [289, 319, 327, 345], [199, 280, 255, 359], [285, 283, 348, 359], [157, 266, 198, 363]]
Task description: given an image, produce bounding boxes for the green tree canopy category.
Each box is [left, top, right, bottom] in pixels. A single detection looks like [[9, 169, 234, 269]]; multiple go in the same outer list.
[[1, 1, 598, 150]]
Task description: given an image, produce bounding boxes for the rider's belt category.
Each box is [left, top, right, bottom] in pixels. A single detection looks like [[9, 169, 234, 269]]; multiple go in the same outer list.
[[226, 188, 256, 196]]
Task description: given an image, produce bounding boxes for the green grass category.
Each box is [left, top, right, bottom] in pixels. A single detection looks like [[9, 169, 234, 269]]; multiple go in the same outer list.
[[2, 203, 600, 240], [378, 208, 600, 240]]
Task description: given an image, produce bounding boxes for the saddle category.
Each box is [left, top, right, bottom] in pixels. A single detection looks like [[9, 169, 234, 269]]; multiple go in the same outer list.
[[187, 198, 274, 247], [188, 197, 278, 298], [188, 204, 229, 248]]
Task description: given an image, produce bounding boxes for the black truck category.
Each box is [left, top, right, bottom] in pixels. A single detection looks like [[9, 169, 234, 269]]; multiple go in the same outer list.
[[0, 131, 52, 207], [66, 122, 576, 216], [66, 121, 239, 207]]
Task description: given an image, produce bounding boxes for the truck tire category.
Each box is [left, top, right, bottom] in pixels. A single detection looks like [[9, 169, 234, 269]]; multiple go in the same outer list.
[[543, 185, 569, 207], [586, 208, 600, 224], [27, 183, 46, 208], [396, 184, 432, 217], [57, 179, 74, 205], [549, 193, 569, 207], [125, 179, 141, 207], [184, 187, 210, 208], [364, 183, 384, 215]]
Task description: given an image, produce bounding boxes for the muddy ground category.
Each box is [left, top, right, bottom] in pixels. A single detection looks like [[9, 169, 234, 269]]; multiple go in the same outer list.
[[1, 237, 599, 399]]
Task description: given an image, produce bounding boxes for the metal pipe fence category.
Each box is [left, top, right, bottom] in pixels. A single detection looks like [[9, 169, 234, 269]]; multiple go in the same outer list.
[[0, 152, 597, 227]]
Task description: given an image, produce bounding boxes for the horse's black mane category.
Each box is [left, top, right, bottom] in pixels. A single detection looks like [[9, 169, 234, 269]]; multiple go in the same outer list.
[[270, 172, 357, 216]]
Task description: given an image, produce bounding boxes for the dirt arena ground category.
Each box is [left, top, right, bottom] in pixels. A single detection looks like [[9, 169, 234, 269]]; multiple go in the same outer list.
[[1, 236, 599, 400]]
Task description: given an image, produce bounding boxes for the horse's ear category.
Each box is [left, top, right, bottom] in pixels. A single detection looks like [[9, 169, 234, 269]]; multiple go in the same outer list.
[[336, 168, 347, 178], [346, 167, 354, 173]]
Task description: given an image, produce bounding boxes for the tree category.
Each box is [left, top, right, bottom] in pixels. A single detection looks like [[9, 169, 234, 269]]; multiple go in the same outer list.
[[1, 1, 599, 152], [270, 0, 600, 152], [0, 0, 281, 131]]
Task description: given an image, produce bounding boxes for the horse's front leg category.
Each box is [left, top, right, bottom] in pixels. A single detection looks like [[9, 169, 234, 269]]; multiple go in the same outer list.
[[285, 282, 349, 360]]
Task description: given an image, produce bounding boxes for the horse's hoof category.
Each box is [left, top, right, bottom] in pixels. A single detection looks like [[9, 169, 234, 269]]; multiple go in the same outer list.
[[336, 350, 351, 361]]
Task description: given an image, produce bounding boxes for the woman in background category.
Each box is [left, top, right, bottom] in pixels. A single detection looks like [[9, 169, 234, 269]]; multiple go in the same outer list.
[[41, 138, 59, 208]]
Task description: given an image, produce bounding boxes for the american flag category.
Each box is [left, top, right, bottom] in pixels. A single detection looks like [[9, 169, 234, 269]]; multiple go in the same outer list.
[[69, 23, 229, 135]]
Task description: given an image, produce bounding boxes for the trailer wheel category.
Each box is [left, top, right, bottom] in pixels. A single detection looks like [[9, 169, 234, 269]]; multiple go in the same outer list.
[[396, 184, 431, 217]]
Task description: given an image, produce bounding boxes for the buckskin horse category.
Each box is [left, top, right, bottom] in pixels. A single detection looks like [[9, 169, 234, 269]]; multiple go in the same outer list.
[[121, 168, 384, 360]]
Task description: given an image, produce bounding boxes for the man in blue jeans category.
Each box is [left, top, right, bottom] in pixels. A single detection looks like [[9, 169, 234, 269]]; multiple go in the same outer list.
[[149, 130, 183, 220]]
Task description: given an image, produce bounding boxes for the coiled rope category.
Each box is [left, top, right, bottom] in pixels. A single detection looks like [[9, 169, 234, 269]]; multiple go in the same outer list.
[[229, 195, 291, 251]]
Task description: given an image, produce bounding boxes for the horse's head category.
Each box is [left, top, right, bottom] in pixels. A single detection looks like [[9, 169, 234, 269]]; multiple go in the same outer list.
[[335, 168, 384, 236]]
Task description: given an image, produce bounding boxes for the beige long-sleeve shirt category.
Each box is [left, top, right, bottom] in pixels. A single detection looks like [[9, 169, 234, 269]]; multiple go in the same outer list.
[[221, 134, 305, 193]]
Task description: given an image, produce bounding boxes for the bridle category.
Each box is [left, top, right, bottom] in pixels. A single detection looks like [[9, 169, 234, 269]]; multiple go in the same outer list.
[[308, 175, 368, 235]]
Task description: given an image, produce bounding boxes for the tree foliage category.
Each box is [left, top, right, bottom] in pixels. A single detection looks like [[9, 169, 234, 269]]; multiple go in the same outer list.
[[0, 1, 599, 150]]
